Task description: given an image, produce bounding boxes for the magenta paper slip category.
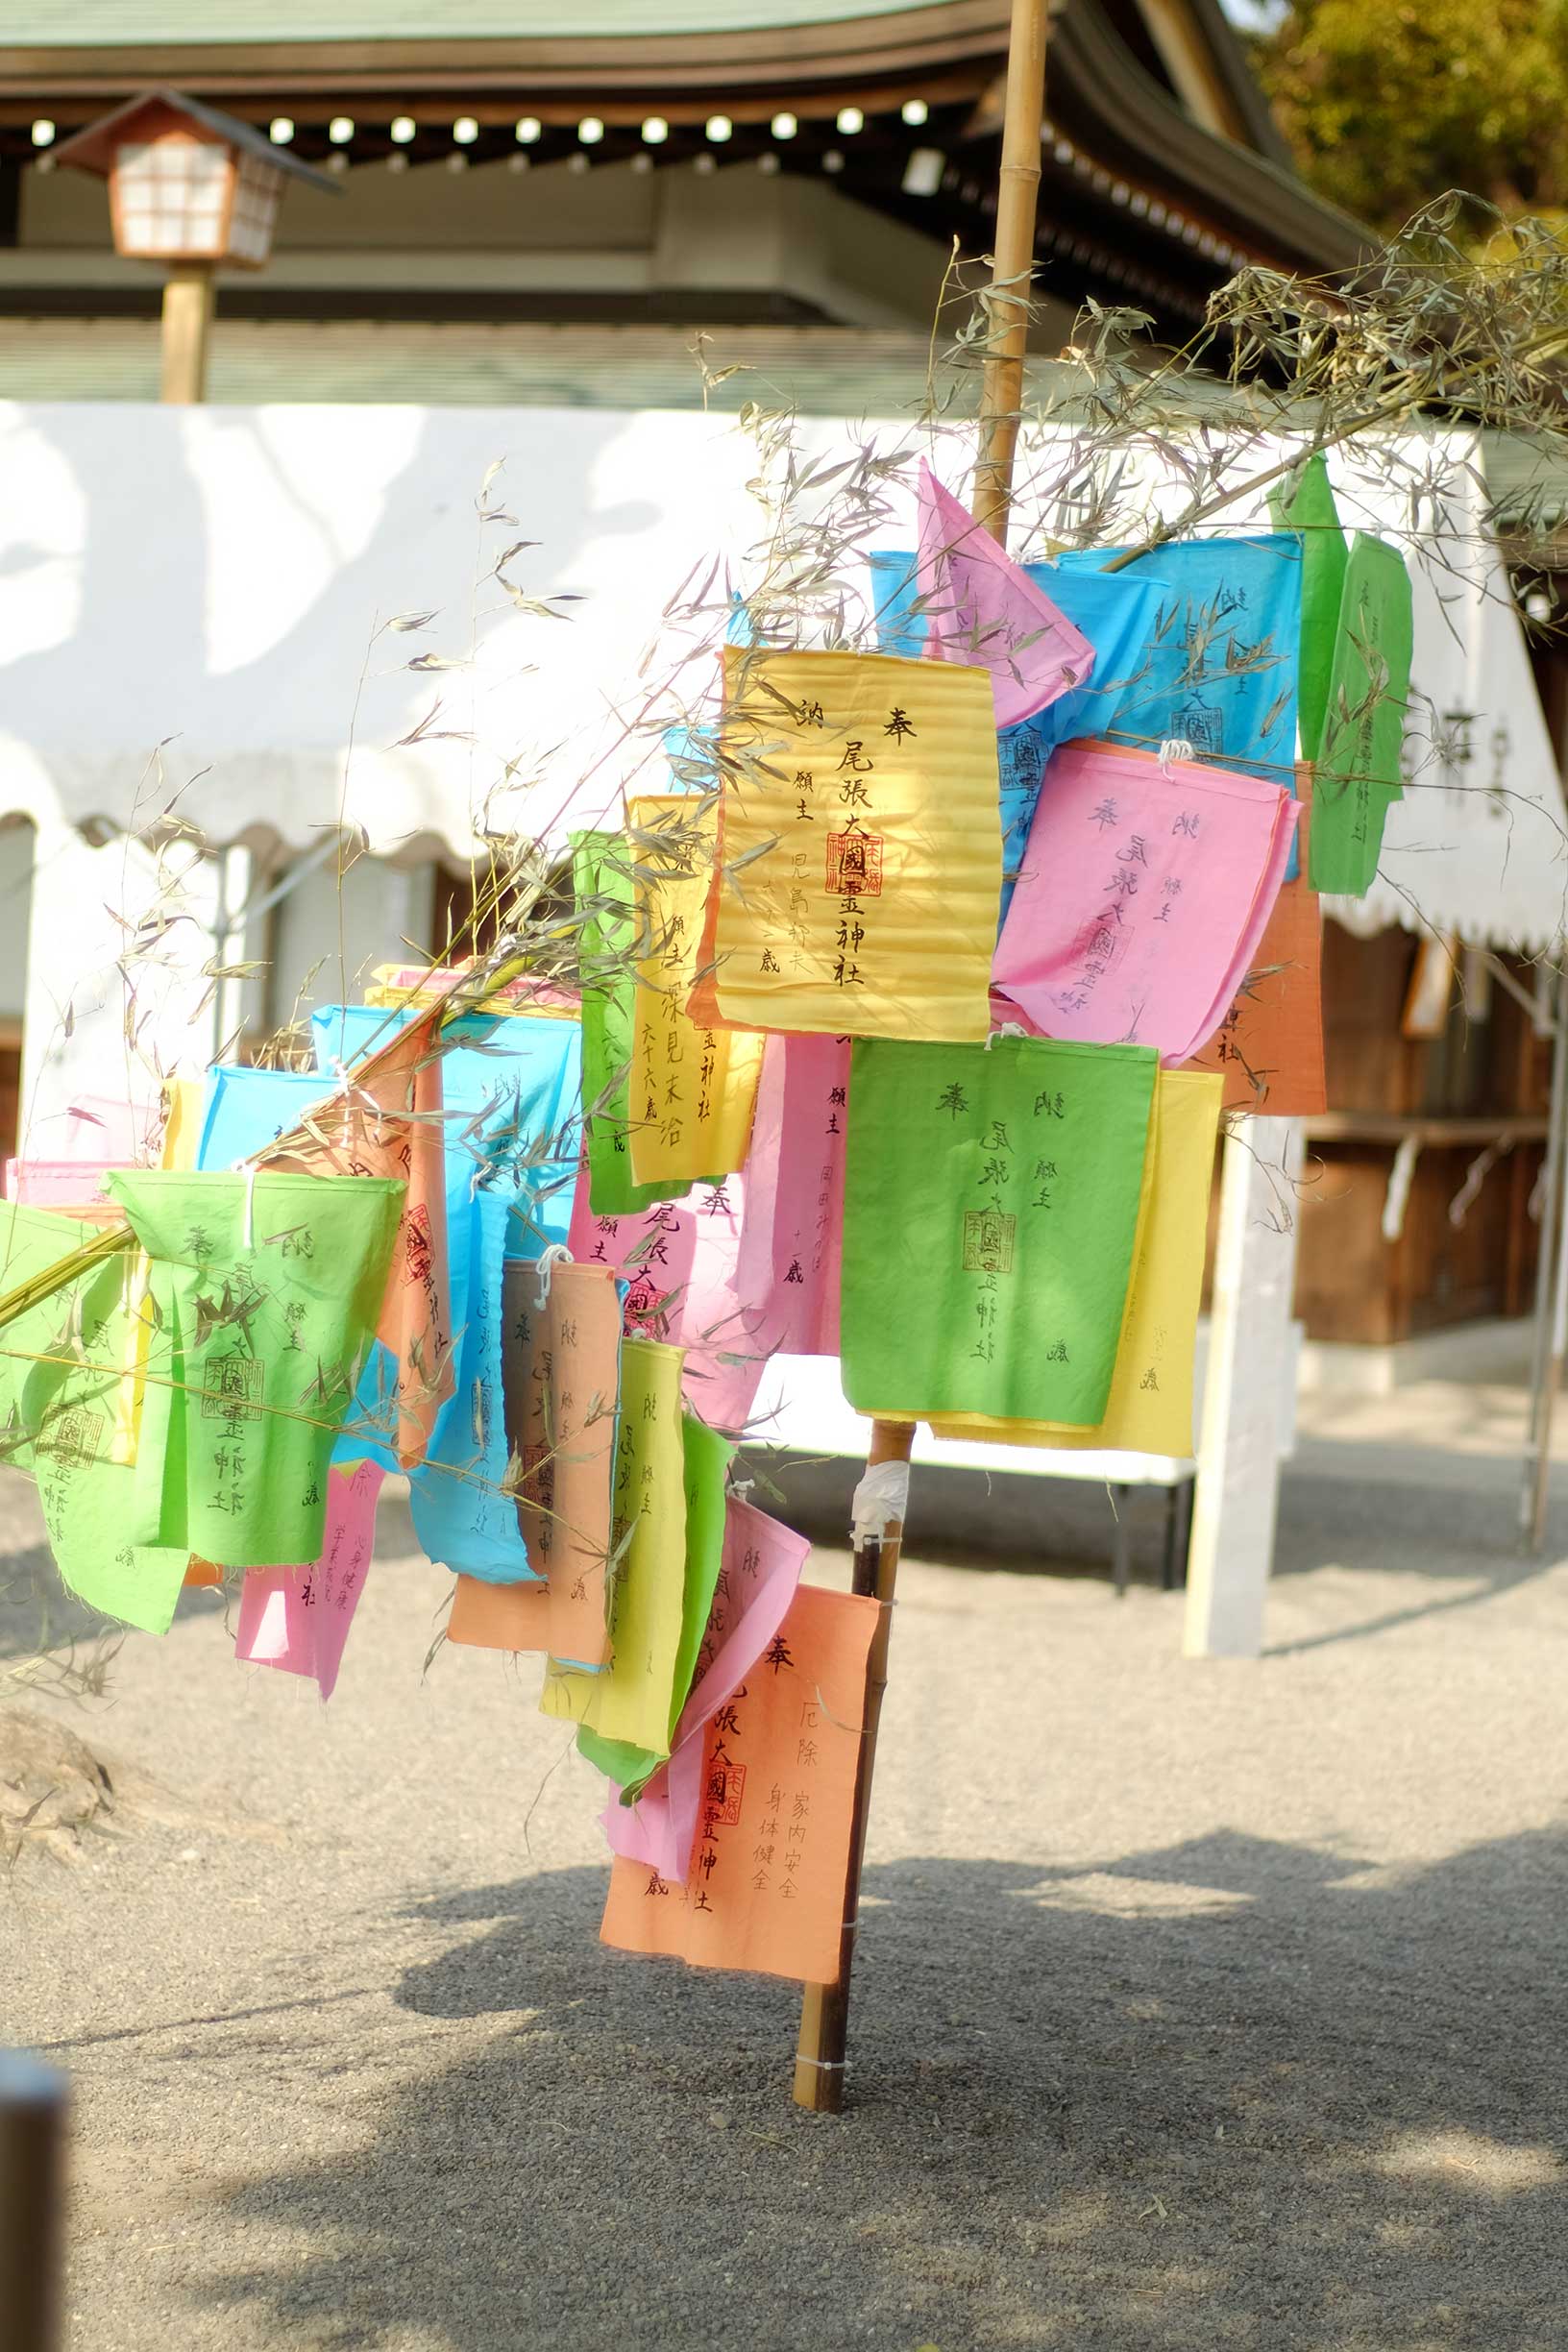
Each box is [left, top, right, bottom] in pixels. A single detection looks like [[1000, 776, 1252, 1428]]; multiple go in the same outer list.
[[734, 1033, 848, 1360], [600, 1494, 810, 1881], [992, 741, 1299, 1063], [233, 1459, 384, 1701], [567, 1167, 769, 1433], [916, 461, 1094, 730]]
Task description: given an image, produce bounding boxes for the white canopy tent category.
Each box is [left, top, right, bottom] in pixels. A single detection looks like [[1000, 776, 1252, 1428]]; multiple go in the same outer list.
[[0, 400, 1561, 1648]]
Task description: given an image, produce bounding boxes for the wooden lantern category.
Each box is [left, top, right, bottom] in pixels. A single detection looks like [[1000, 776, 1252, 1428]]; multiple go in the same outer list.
[[52, 89, 336, 400]]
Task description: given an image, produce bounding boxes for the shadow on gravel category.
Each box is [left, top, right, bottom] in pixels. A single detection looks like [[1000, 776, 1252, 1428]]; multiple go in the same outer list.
[[203, 1827, 1568, 2351]]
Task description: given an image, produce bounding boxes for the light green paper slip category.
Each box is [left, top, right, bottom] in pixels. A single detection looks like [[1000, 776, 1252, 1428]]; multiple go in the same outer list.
[[1270, 452, 1348, 765], [0, 1202, 187, 1633], [841, 1035, 1158, 1427], [577, 1409, 734, 1792], [574, 831, 692, 1220], [1309, 533, 1414, 896], [107, 1169, 404, 1572]]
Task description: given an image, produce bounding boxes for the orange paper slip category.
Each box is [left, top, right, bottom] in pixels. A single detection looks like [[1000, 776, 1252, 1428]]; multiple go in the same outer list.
[[497, 1257, 623, 1671], [1187, 787, 1326, 1115], [599, 1580, 880, 1984]]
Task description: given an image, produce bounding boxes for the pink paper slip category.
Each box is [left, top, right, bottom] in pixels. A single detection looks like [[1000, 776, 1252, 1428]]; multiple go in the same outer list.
[[992, 740, 1299, 1063], [733, 1033, 847, 1360], [916, 460, 1094, 729], [600, 1495, 810, 1881], [233, 1459, 384, 1701], [5, 1160, 134, 1208], [568, 1165, 770, 1433]]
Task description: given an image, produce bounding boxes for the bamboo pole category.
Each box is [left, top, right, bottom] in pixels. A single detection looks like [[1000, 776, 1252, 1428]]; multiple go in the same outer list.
[[791, 0, 1051, 2116], [972, 0, 1050, 546]]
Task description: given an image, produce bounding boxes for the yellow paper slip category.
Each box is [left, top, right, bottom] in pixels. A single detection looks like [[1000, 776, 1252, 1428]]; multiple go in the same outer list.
[[927, 1068, 1223, 1459], [541, 1336, 687, 1752], [625, 796, 764, 1188], [711, 648, 1001, 1042], [159, 1079, 206, 1172]]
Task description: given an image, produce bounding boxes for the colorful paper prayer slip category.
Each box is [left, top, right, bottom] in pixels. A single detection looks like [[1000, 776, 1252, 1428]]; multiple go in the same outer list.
[[1187, 790, 1326, 1115], [233, 1459, 384, 1700], [992, 740, 1298, 1064], [1270, 453, 1348, 765], [24, 1094, 159, 1165], [600, 1493, 810, 1882], [407, 1188, 535, 1583], [577, 1410, 733, 1789], [733, 1033, 848, 1359], [260, 1014, 453, 1469], [870, 546, 1170, 924], [626, 795, 764, 1190], [199, 1066, 337, 1175], [1309, 533, 1415, 896], [0, 1201, 187, 1634], [310, 1003, 580, 1474], [927, 1068, 1223, 1459], [1055, 533, 1302, 786], [841, 1035, 1158, 1425], [567, 1169, 768, 1433], [574, 831, 691, 1220], [106, 1169, 404, 1572], [159, 1079, 206, 1172], [914, 461, 1095, 728], [4, 1162, 132, 1211], [600, 1580, 880, 1985], [475, 1257, 624, 1666], [310, 1003, 581, 1251], [539, 1337, 688, 1753], [709, 648, 1002, 1042]]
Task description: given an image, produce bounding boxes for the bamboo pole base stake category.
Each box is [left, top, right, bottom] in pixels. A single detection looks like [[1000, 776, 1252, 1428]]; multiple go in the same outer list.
[[792, 1416, 913, 2114]]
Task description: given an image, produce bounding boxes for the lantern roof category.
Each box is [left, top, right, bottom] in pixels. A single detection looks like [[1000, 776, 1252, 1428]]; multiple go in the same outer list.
[[49, 88, 340, 193]]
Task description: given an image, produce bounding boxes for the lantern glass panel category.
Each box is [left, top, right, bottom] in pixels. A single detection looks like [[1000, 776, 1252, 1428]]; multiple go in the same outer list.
[[115, 135, 232, 258], [227, 151, 282, 265]]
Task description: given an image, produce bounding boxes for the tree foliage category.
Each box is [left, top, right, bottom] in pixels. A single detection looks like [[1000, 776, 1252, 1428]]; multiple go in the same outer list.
[[1256, 0, 1568, 234]]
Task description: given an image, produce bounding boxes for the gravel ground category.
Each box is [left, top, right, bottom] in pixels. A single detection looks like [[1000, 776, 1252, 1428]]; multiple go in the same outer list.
[[3, 1409, 1567, 2352]]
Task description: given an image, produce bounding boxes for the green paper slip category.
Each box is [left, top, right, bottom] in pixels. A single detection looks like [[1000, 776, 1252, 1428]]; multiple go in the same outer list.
[[841, 1036, 1159, 1426], [1270, 452, 1348, 765], [0, 1202, 187, 1633], [1309, 533, 1414, 896], [578, 1409, 734, 1792], [107, 1169, 404, 1572], [574, 831, 693, 1220]]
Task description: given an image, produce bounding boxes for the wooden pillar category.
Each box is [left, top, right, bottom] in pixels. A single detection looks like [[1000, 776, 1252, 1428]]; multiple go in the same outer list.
[[159, 263, 214, 404], [0, 2051, 67, 2352], [1185, 1115, 1304, 1657]]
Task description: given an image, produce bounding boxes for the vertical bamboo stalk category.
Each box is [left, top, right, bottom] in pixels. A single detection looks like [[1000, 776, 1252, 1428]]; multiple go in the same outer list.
[[791, 0, 1050, 2114], [972, 0, 1051, 548]]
